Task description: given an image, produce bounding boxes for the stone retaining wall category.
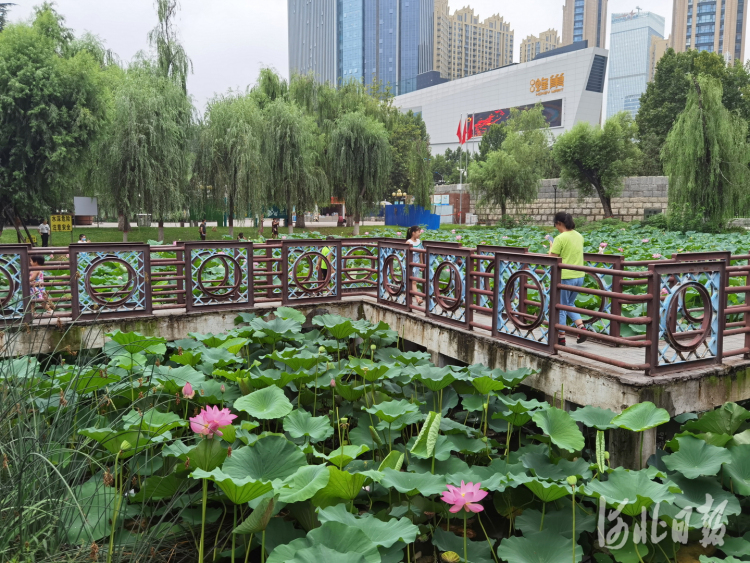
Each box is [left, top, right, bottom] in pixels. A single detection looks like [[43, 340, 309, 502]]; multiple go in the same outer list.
[[436, 177, 669, 224]]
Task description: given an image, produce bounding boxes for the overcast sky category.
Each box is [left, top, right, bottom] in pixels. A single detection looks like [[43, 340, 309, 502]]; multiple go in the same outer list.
[[9, 0, 690, 113]]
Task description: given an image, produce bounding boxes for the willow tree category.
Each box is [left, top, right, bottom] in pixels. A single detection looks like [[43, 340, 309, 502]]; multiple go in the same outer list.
[[93, 63, 191, 242], [261, 99, 327, 234], [195, 93, 262, 237], [329, 111, 392, 235], [662, 74, 750, 231]]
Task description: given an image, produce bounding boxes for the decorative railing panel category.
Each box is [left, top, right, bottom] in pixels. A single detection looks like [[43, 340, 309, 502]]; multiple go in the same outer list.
[[253, 243, 283, 302], [342, 239, 379, 296], [582, 253, 624, 339], [378, 241, 410, 311], [0, 245, 30, 323], [648, 261, 725, 374], [282, 240, 341, 305], [70, 244, 151, 319], [493, 253, 560, 354], [425, 243, 470, 328], [468, 245, 528, 331], [185, 242, 253, 312]]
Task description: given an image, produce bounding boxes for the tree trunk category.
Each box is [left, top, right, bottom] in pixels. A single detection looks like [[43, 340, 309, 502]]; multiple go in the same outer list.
[[258, 215, 264, 237], [158, 219, 165, 243], [594, 184, 614, 218], [287, 196, 294, 235], [120, 212, 130, 243], [296, 213, 306, 228], [17, 212, 35, 247], [352, 213, 361, 236], [228, 194, 235, 237], [5, 209, 22, 243], [501, 201, 507, 218]]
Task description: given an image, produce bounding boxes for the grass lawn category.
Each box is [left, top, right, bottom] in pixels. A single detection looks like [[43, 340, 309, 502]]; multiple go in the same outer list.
[[0, 225, 368, 246]]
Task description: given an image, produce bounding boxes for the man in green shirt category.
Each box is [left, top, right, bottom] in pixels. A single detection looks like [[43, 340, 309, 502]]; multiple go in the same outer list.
[[548, 212, 589, 346]]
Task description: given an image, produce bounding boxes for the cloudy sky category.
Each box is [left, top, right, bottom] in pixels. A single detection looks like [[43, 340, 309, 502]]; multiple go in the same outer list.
[[10, 0, 684, 112]]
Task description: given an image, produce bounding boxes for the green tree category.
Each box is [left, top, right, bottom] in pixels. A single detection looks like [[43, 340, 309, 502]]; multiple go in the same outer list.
[[637, 49, 750, 175], [329, 111, 392, 235], [468, 106, 551, 217], [476, 123, 507, 161], [0, 5, 108, 241], [194, 92, 262, 238], [0, 3, 14, 32], [92, 64, 192, 242], [662, 74, 750, 231], [431, 147, 467, 184], [389, 110, 427, 193], [262, 99, 328, 234], [552, 113, 639, 218]]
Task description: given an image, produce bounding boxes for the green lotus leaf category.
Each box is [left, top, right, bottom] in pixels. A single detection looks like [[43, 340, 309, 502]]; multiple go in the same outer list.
[[583, 467, 675, 517], [268, 521, 380, 563], [313, 314, 356, 340], [171, 350, 202, 366], [461, 394, 486, 412], [78, 427, 169, 459], [311, 466, 368, 508], [666, 430, 733, 449], [730, 429, 750, 446], [189, 436, 228, 471], [700, 556, 746, 563], [570, 405, 618, 430], [394, 350, 432, 365], [662, 436, 732, 479], [283, 409, 334, 443], [318, 504, 419, 547], [682, 402, 750, 436], [180, 506, 223, 526], [223, 435, 307, 482], [273, 545, 368, 563], [188, 332, 233, 347], [667, 473, 741, 526], [611, 402, 670, 432], [532, 407, 584, 452], [496, 395, 546, 415], [378, 450, 405, 472], [233, 494, 278, 534], [319, 444, 370, 468], [122, 408, 187, 436], [267, 348, 325, 371], [128, 456, 164, 476], [104, 330, 167, 356], [154, 364, 206, 394], [515, 499, 597, 540], [191, 467, 273, 504], [198, 347, 242, 373], [432, 527, 494, 563], [445, 434, 486, 454], [722, 444, 750, 495], [234, 385, 293, 420], [128, 473, 189, 503], [521, 454, 592, 481], [471, 375, 506, 395], [718, 534, 750, 558], [59, 474, 126, 544], [524, 478, 571, 503], [274, 306, 307, 323], [348, 358, 394, 381], [499, 367, 536, 388], [411, 411, 441, 459], [379, 468, 446, 496], [497, 529, 583, 563], [365, 399, 420, 423], [276, 465, 330, 503], [416, 366, 456, 391]]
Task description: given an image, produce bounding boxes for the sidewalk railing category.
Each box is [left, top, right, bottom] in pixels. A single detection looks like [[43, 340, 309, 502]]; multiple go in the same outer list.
[[1, 240, 747, 375]]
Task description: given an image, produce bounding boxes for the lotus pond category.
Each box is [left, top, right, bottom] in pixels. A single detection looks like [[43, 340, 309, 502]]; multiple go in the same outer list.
[[2, 308, 750, 563]]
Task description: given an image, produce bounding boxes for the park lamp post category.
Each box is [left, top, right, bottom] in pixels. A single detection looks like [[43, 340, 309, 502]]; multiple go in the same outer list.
[[457, 167, 466, 225], [391, 189, 407, 205]]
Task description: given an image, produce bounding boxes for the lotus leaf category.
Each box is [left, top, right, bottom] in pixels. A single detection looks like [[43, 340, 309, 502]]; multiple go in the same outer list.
[[611, 402, 670, 432], [583, 467, 675, 516], [268, 521, 380, 563], [274, 306, 307, 323], [283, 409, 334, 443], [365, 399, 420, 423], [223, 435, 307, 481], [570, 405, 618, 430], [276, 465, 330, 503], [416, 366, 456, 391], [234, 385, 293, 420], [722, 444, 750, 495], [662, 436, 732, 479], [497, 529, 583, 563], [318, 504, 419, 547], [233, 494, 278, 534], [515, 499, 597, 540], [104, 330, 167, 356], [432, 527, 494, 563], [191, 467, 273, 504], [532, 407, 585, 452], [122, 408, 186, 435], [682, 402, 750, 436], [524, 478, 570, 503], [411, 411, 441, 459], [320, 444, 370, 468], [379, 468, 446, 496], [311, 466, 368, 508], [313, 314, 356, 340]]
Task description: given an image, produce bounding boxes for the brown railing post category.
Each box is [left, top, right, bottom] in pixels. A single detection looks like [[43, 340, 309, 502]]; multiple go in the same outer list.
[[176, 247, 186, 306], [644, 265, 658, 376], [610, 255, 623, 339]]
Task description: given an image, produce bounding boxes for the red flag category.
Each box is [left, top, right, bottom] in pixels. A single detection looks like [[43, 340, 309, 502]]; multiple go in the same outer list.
[[456, 119, 465, 144], [465, 116, 473, 141]]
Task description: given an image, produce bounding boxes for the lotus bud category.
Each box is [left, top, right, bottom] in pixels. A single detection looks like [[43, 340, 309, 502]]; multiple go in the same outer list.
[[220, 384, 225, 393], [483, 402, 488, 410], [185, 457, 190, 469], [330, 379, 336, 387], [481, 436, 488, 443], [566, 475, 577, 487], [120, 440, 132, 452], [370, 344, 376, 351], [319, 346, 326, 354], [227, 446, 232, 458], [604, 451, 610, 461], [182, 382, 195, 399]]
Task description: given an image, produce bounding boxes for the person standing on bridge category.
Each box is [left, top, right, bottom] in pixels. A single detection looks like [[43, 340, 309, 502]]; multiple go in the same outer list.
[[548, 212, 589, 347], [405, 226, 424, 306]]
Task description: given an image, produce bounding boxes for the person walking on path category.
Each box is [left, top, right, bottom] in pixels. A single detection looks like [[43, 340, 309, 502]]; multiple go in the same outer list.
[[548, 212, 590, 347], [405, 226, 424, 306], [39, 220, 50, 247], [271, 218, 280, 238], [199, 220, 207, 241]]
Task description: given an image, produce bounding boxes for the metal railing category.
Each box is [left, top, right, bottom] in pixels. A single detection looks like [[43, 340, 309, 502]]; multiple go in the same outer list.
[[0, 240, 746, 376]]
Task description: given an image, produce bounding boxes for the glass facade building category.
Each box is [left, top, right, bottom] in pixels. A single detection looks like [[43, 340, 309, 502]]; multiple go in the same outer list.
[[606, 11, 665, 119], [562, 0, 608, 48], [671, 0, 748, 64]]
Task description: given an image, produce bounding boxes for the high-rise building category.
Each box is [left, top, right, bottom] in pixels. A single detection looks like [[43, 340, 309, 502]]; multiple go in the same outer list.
[[432, 0, 514, 80], [288, 0, 339, 85], [607, 10, 665, 119], [671, 0, 748, 64], [290, 0, 433, 94], [649, 35, 671, 80], [520, 29, 561, 63], [562, 0, 608, 48]]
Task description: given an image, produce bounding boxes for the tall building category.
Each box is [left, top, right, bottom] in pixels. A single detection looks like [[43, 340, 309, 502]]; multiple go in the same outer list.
[[562, 0, 608, 48], [520, 29, 561, 63], [290, 0, 433, 94], [607, 11, 665, 119], [433, 0, 514, 81], [649, 35, 671, 80], [671, 0, 748, 64], [288, 0, 339, 85]]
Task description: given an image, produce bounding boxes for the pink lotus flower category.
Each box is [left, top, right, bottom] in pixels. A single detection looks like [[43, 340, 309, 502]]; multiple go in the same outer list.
[[451, 229, 456, 234], [441, 481, 487, 513], [600, 242, 608, 248], [642, 239, 650, 243], [618, 248, 624, 252], [330, 379, 336, 387], [661, 287, 669, 296], [182, 382, 195, 399], [365, 232, 369, 235], [282, 236, 287, 239], [396, 231, 402, 236], [502, 236, 509, 239], [456, 235, 462, 240], [652, 253, 662, 259], [190, 406, 237, 439]]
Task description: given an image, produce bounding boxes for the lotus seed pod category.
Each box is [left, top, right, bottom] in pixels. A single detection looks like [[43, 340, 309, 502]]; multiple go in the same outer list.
[[441, 552, 461, 563], [340, 417, 349, 423], [370, 344, 376, 351], [120, 440, 132, 452], [481, 436, 488, 443], [319, 346, 326, 354], [566, 475, 577, 486], [483, 402, 489, 410]]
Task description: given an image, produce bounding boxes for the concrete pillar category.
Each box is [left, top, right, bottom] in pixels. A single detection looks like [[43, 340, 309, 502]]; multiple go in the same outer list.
[[609, 427, 657, 470]]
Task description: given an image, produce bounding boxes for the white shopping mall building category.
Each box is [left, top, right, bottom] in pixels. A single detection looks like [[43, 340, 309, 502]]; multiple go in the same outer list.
[[393, 43, 608, 154]]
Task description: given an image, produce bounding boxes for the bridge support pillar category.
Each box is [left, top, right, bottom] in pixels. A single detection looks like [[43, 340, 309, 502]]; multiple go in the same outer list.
[[609, 427, 657, 470]]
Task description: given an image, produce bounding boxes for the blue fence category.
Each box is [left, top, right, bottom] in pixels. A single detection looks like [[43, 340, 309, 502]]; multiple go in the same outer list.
[[385, 205, 441, 230]]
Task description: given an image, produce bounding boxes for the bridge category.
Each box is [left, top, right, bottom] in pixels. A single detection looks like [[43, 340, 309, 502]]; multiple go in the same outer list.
[[1, 239, 749, 466]]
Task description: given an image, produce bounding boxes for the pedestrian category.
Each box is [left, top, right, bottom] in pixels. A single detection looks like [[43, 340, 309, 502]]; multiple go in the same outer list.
[[78, 234, 88, 243], [316, 236, 336, 287], [238, 232, 247, 242], [405, 226, 424, 305], [548, 212, 590, 347], [199, 219, 207, 241], [271, 218, 279, 238], [39, 219, 50, 247], [29, 255, 52, 313]]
